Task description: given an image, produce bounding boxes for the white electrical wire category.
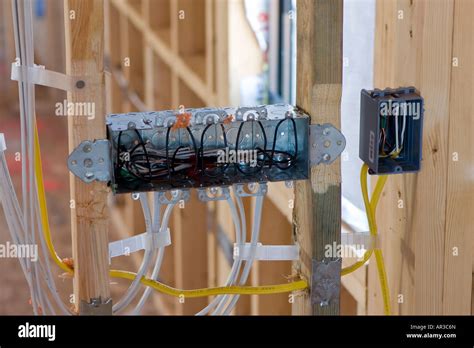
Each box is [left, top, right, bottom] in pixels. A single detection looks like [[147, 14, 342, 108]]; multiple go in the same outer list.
[[219, 194, 264, 315], [131, 198, 176, 315], [211, 192, 248, 315], [1, 150, 71, 314], [399, 114, 407, 149], [11, 0, 36, 314], [195, 192, 243, 316], [113, 193, 155, 314]]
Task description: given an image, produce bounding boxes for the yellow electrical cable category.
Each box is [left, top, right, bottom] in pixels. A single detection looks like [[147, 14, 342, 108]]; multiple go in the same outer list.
[[110, 270, 308, 297], [35, 125, 73, 274], [34, 124, 308, 298], [341, 164, 391, 315]]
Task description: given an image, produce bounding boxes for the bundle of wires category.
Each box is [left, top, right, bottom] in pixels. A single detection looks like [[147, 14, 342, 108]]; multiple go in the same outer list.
[[379, 111, 406, 159], [341, 164, 391, 315], [115, 117, 299, 185]]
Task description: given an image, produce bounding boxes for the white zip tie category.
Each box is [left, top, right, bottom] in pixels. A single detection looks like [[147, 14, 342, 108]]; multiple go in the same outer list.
[[11, 63, 100, 91], [233, 243, 299, 261], [108, 228, 171, 262], [0, 134, 6, 152], [341, 231, 379, 250]]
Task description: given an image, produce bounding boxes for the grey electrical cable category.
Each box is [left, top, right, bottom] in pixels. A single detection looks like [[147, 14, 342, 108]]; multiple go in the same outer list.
[[196, 193, 243, 316], [211, 192, 248, 315], [112, 193, 156, 313], [131, 198, 176, 315], [11, 0, 36, 314], [220, 194, 264, 315]]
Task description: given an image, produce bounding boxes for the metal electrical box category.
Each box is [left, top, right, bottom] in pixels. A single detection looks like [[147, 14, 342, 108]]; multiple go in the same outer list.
[[106, 105, 310, 194], [359, 87, 424, 175]]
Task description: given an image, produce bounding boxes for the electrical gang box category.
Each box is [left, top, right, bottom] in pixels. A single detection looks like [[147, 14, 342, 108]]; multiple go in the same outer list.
[[359, 87, 424, 175], [106, 105, 310, 194]]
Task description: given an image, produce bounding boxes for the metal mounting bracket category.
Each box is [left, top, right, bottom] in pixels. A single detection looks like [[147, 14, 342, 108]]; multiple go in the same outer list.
[[311, 258, 341, 307], [157, 190, 190, 205], [198, 186, 231, 202], [309, 123, 346, 166], [79, 297, 112, 315], [233, 182, 268, 197], [67, 140, 112, 183]]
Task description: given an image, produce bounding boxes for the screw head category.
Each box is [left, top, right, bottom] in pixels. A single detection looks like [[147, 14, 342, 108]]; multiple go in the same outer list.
[[75, 80, 85, 89], [320, 300, 329, 307], [323, 153, 331, 161], [83, 158, 93, 168]]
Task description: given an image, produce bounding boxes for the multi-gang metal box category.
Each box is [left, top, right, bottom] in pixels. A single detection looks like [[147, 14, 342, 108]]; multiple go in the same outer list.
[[67, 104, 346, 195], [359, 87, 424, 175]]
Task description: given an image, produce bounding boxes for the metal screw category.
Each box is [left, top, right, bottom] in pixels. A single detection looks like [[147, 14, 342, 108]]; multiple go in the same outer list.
[[324, 140, 331, 148], [127, 122, 136, 130], [98, 157, 104, 164], [71, 160, 77, 165], [75, 80, 85, 89], [83, 144, 92, 153], [85, 172, 94, 179], [83, 158, 93, 168], [320, 300, 329, 307], [323, 153, 331, 161], [323, 128, 330, 136]]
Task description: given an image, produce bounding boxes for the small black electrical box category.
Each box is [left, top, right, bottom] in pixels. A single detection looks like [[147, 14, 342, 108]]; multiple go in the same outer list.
[[359, 87, 423, 175]]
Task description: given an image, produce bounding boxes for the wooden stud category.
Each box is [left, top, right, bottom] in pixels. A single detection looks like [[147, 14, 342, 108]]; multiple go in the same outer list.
[[442, 0, 473, 315], [64, 0, 110, 312], [371, 0, 459, 315], [292, 0, 343, 315]]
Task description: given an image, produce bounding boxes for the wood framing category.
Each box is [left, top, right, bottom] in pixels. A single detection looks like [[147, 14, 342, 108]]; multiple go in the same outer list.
[[370, 0, 473, 315], [292, 0, 343, 315], [64, 0, 110, 313]]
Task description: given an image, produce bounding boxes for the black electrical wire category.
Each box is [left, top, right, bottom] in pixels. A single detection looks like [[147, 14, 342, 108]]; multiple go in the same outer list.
[[165, 126, 172, 181], [186, 127, 199, 174], [134, 129, 152, 180], [269, 118, 298, 170], [234, 120, 268, 175], [116, 131, 123, 171], [199, 123, 229, 177]]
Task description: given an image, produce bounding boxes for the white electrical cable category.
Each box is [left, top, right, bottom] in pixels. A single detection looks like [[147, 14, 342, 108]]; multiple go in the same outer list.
[[211, 192, 248, 315], [220, 194, 264, 315], [399, 114, 407, 149], [23, 0, 43, 315], [1, 150, 71, 314], [0, 152, 32, 285], [131, 198, 176, 315], [113, 193, 155, 313], [10, 0, 43, 314], [195, 193, 243, 316], [11, 0, 37, 314]]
